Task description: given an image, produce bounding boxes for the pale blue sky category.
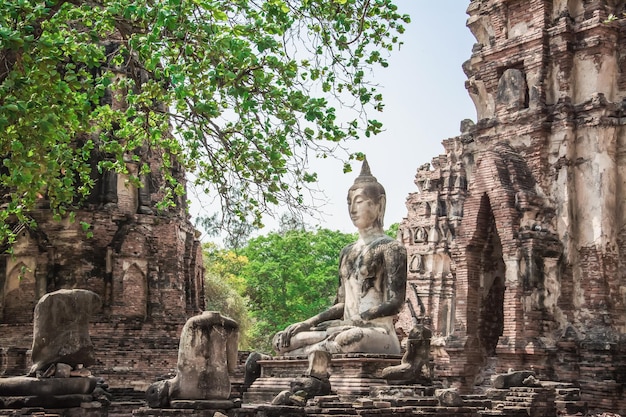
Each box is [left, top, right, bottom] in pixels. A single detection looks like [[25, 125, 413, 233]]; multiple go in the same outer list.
[[302, 1, 476, 232], [191, 1, 477, 238]]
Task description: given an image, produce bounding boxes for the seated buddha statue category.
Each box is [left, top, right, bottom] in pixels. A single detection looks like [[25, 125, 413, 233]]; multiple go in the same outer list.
[[273, 159, 407, 356]]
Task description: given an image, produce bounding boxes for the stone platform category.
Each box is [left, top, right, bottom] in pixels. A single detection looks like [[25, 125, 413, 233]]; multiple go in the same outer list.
[[134, 400, 240, 417], [243, 354, 404, 403], [0, 405, 107, 417]]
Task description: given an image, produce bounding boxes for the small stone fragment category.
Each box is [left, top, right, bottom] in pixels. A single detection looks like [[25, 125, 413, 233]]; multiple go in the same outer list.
[[70, 368, 92, 377], [353, 398, 374, 408], [271, 390, 292, 405], [436, 388, 463, 407], [81, 401, 102, 408], [55, 363, 72, 378], [492, 370, 535, 389]]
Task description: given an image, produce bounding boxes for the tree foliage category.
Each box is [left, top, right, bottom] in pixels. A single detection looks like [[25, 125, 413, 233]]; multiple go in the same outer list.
[[202, 222, 399, 352], [240, 228, 355, 352], [202, 242, 252, 348], [0, 0, 410, 246]]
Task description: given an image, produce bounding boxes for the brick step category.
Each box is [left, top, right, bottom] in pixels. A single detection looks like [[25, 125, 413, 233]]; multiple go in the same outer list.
[[506, 391, 540, 397], [310, 408, 357, 415], [314, 401, 353, 408], [390, 397, 439, 407], [482, 407, 530, 417], [555, 399, 587, 415], [504, 395, 539, 403], [308, 415, 357, 417], [463, 394, 490, 400], [463, 399, 493, 408], [504, 395, 536, 402], [500, 406, 536, 416], [501, 400, 532, 407], [109, 388, 146, 402], [506, 392, 537, 397], [554, 388, 582, 401]]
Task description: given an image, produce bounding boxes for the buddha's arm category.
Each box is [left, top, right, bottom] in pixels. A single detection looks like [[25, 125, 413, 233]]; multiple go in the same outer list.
[[277, 303, 344, 349], [277, 268, 346, 348], [304, 303, 344, 327], [302, 260, 347, 327]]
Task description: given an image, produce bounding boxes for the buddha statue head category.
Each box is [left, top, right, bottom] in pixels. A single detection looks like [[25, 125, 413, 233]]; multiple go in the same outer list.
[[347, 158, 386, 230]]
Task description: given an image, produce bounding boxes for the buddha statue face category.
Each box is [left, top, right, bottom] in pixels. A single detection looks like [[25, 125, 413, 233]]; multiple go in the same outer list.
[[347, 182, 386, 230], [347, 159, 386, 230]]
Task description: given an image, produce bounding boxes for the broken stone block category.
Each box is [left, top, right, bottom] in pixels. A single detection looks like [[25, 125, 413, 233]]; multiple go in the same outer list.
[[0, 375, 98, 396], [436, 388, 463, 406], [373, 400, 392, 408], [492, 370, 535, 389], [382, 322, 432, 384], [270, 351, 332, 406], [353, 398, 374, 408], [55, 363, 72, 378]]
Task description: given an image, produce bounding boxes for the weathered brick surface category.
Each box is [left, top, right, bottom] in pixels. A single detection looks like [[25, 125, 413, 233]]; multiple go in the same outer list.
[[400, 0, 626, 413], [0, 149, 204, 390]]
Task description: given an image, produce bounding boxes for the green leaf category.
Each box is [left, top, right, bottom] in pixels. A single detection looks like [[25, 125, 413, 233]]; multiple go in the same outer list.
[[0, 0, 407, 249]]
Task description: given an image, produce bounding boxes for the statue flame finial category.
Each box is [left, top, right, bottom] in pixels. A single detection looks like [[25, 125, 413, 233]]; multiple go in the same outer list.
[[354, 157, 377, 184]]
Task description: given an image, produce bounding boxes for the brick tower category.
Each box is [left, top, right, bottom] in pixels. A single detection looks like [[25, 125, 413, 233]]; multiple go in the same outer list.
[[400, 0, 626, 412], [0, 133, 205, 390]]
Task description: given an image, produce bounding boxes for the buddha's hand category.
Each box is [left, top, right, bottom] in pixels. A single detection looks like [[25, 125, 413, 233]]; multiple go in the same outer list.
[[349, 314, 365, 326], [278, 321, 312, 348]]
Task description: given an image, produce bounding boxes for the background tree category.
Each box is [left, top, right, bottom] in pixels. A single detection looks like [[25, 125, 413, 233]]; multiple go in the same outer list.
[[386, 222, 399, 238], [203, 221, 399, 351], [0, 0, 410, 246], [202, 242, 252, 348], [240, 228, 355, 352]]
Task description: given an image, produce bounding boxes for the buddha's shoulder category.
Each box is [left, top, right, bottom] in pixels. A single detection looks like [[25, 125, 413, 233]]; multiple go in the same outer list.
[[368, 236, 406, 257], [340, 242, 357, 257], [340, 236, 405, 257]]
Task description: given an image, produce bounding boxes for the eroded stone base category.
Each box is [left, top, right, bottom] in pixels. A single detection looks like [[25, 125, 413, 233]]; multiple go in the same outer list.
[[0, 405, 107, 417], [244, 354, 402, 403]]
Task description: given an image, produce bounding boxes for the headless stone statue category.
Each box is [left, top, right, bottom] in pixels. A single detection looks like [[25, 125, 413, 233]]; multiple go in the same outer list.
[[382, 319, 433, 384], [0, 289, 108, 408], [146, 311, 239, 408], [273, 159, 407, 356], [30, 289, 102, 375]]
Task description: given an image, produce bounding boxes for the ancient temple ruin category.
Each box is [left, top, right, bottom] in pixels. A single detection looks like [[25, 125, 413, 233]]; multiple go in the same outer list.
[[3, 0, 626, 416], [0, 131, 205, 389], [399, 0, 626, 412]]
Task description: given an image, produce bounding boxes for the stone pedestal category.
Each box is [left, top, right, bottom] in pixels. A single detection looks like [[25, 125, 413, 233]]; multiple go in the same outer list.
[[0, 406, 107, 417], [244, 354, 402, 403], [134, 406, 231, 417]]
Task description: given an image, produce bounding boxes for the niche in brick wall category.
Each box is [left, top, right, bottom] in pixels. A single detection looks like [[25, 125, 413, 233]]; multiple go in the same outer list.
[[496, 68, 529, 111], [479, 275, 505, 356], [122, 262, 147, 319], [3, 260, 37, 324], [467, 193, 506, 358], [114, 227, 150, 319], [439, 301, 453, 336]]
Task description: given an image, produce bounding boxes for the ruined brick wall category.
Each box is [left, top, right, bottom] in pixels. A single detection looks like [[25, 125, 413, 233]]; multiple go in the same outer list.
[[0, 150, 205, 388], [400, 0, 626, 412], [0, 32, 206, 388]]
